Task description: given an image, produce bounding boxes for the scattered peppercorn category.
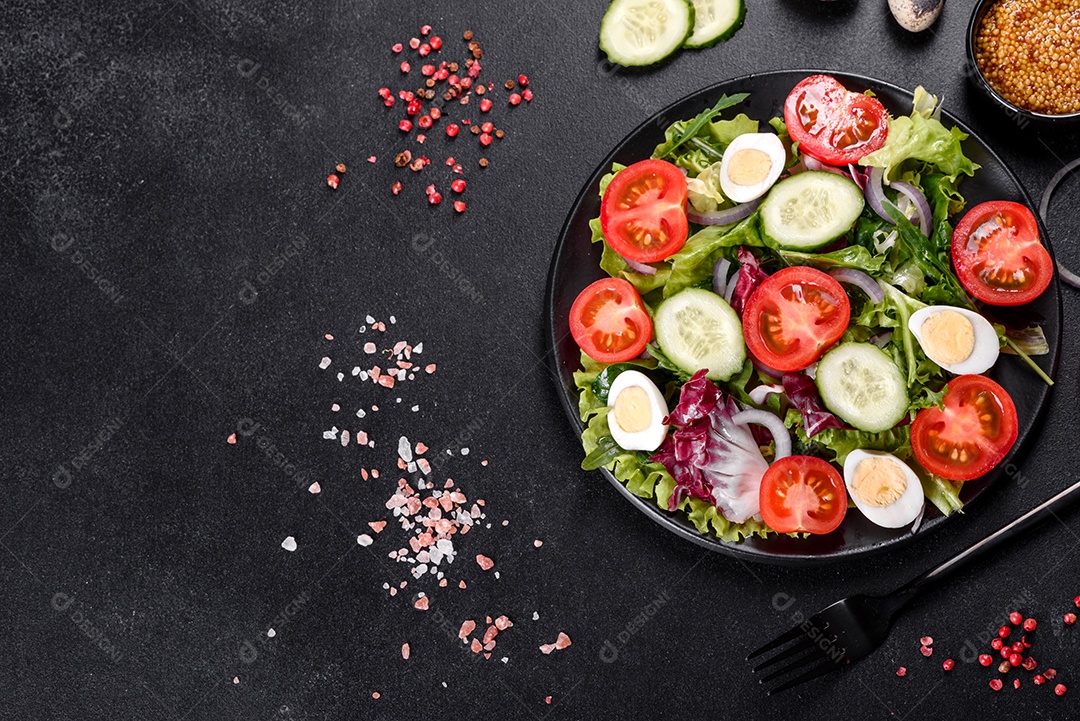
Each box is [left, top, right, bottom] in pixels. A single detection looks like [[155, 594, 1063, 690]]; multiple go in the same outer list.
[[463, 30, 473, 40], [504, 80, 515, 90], [400, 61, 411, 73], [1024, 618, 1037, 632], [479, 133, 492, 147], [391, 181, 402, 195], [942, 659, 955, 671], [430, 36, 443, 50], [522, 88, 534, 102], [1065, 613, 1077, 625], [1056, 683, 1068, 696], [451, 179, 466, 193], [518, 74, 529, 86], [399, 119, 413, 132], [479, 158, 488, 167], [336, 163, 347, 174], [446, 123, 460, 137], [509, 93, 521, 106], [395, 150, 413, 167], [326, 174, 339, 190], [480, 98, 493, 112], [453, 200, 466, 213], [494, 129, 505, 139], [418, 115, 433, 129], [428, 191, 443, 205]]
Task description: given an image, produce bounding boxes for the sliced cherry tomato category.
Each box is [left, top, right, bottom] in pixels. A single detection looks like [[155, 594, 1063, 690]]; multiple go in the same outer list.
[[759, 455, 847, 535], [742, 266, 851, 373], [600, 159, 689, 263], [911, 374, 1018, 481], [569, 277, 652, 363], [951, 201, 1053, 306], [783, 75, 889, 166]]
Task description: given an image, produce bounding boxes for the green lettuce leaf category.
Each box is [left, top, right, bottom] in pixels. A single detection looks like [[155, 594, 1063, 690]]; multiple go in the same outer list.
[[779, 245, 886, 273], [663, 213, 763, 298], [708, 113, 758, 149], [860, 112, 979, 183]]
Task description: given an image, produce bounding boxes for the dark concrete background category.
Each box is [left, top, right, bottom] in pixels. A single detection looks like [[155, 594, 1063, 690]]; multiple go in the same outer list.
[[2, 0, 1080, 718]]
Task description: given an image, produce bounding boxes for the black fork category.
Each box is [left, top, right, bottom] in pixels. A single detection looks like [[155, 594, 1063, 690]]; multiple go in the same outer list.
[[749, 476, 1080, 695]]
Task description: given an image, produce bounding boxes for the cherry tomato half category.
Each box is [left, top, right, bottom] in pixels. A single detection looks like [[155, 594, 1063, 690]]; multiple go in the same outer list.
[[600, 159, 689, 263], [742, 266, 851, 373], [783, 75, 889, 166], [951, 201, 1053, 306], [759, 455, 847, 535], [569, 277, 653, 363], [911, 374, 1018, 482]]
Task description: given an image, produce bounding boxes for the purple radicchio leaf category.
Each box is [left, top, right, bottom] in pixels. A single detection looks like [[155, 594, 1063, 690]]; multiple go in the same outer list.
[[651, 370, 769, 523], [781, 372, 846, 437], [730, 246, 769, 315]]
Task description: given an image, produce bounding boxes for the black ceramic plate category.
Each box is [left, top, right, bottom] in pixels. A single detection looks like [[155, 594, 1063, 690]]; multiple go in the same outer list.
[[545, 70, 1061, 565]]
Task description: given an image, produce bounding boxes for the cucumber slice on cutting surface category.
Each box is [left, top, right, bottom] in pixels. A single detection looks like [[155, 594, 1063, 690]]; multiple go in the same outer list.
[[655, 288, 745, 381], [760, 171, 865, 251], [816, 342, 909, 433], [599, 0, 694, 67], [684, 0, 745, 48]]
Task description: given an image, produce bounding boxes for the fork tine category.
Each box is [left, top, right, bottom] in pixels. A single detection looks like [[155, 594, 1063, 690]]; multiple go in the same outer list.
[[751, 636, 817, 672], [766, 659, 843, 696], [758, 646, 826, 684], [746, 624, 804, 660]]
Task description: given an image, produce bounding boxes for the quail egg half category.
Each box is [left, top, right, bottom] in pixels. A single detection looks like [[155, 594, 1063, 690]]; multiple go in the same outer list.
[[607, 370, 669, 452], [909, 305, 1000, 375], [843, 450, 925, 529], [719, 132, 786, 204]]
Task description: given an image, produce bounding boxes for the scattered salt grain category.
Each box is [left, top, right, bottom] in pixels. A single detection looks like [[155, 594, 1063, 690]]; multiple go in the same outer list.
[[425, 364, 436, 374], [501, 657, 508, 664], [398, 436, 414, 463], [352, 366, 361, 376], [358, 534, 374, 546], [369, 521, 387, 533], [372, 692, 380, 699], [267, 628, 276, 637], [308, 482, 321, 494], [226, 433, 237, 444], [325, 334, 334, 340], [364, 342, 377, 354], [233, 677, 240, 684], [337, 373, 344, 381], [319, 357, 331, 369], [281, 536, 297, 552], [401, 643, 410, 660], [414, 343, 423, 353], [532, 612, 539, 621], [390, 315, 396, 323], [476, 554, 494, 570], [366, 315, 375, 324], [341, 430, 351, 446], [323, 427, 339, 440], [534, 540, 543, 547], [414, 596, 429, 611], [411, 405, 420, 412], [331, 403, 340, 412], [356, 408, 366, 418]]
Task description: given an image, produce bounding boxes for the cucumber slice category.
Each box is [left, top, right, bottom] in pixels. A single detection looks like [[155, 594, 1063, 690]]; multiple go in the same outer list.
[[655, 288, 745, 381], [684, 0, 745, 48], [816, 342, 909, 433], [760, 171, 865, 251], [599, 0, 694, 67]]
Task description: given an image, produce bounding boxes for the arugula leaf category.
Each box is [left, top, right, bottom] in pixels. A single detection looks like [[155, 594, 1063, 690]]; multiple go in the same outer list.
[[654, 93, 750, 160], [779, 245, 887, 273]]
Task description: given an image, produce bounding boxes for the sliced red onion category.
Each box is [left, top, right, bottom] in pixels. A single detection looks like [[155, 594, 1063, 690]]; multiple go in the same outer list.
[[749, 383, 784, 406], [829, 268, 885, 303], [712, 257, 732, 297], [865, 166, 893, 224], [803, 154, 849, 178], [891, 181, 932, 237], [871, 331, 893, 348], [731, 410, 791, 460], [724, 268, 740, 305], [751, 355, 783, 380], [804, 362, 818, 380], [622, 256, 657, 276], [686, 198, 760, 227], [848, 164, 867, 190]]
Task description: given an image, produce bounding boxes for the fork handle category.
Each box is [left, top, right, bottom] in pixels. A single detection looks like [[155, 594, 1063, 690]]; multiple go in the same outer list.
[[895, 476, 1080, 603]]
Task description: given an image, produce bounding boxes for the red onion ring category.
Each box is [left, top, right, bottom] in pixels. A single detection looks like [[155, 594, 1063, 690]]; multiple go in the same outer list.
[[731, 410, 791, 459], [621, 256, 657, 276], [848, 164, 867, 190], [724, 268, 740, 304], [686, 198, 761, 227], [865, 166, 893, 224], [829, 268, 885, 303], [749, 383, 784, 405], [712, 257, 732, 297], [891, 181, 932, 237], [802, 155, 849, 178]]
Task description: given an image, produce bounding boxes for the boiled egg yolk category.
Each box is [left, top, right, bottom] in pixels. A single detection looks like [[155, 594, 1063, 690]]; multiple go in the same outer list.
[[725, 149, 774, 187], [612, 385, 653, 434], [850, 457, 907, 508], [919, 309, 975, 365]]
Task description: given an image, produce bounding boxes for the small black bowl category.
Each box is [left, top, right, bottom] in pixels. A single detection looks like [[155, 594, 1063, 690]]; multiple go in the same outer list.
[[966, 0, 1080, 125]]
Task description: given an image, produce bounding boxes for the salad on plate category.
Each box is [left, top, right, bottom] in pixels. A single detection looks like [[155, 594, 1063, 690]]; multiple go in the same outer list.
[[570, 74, 1055, 543]]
